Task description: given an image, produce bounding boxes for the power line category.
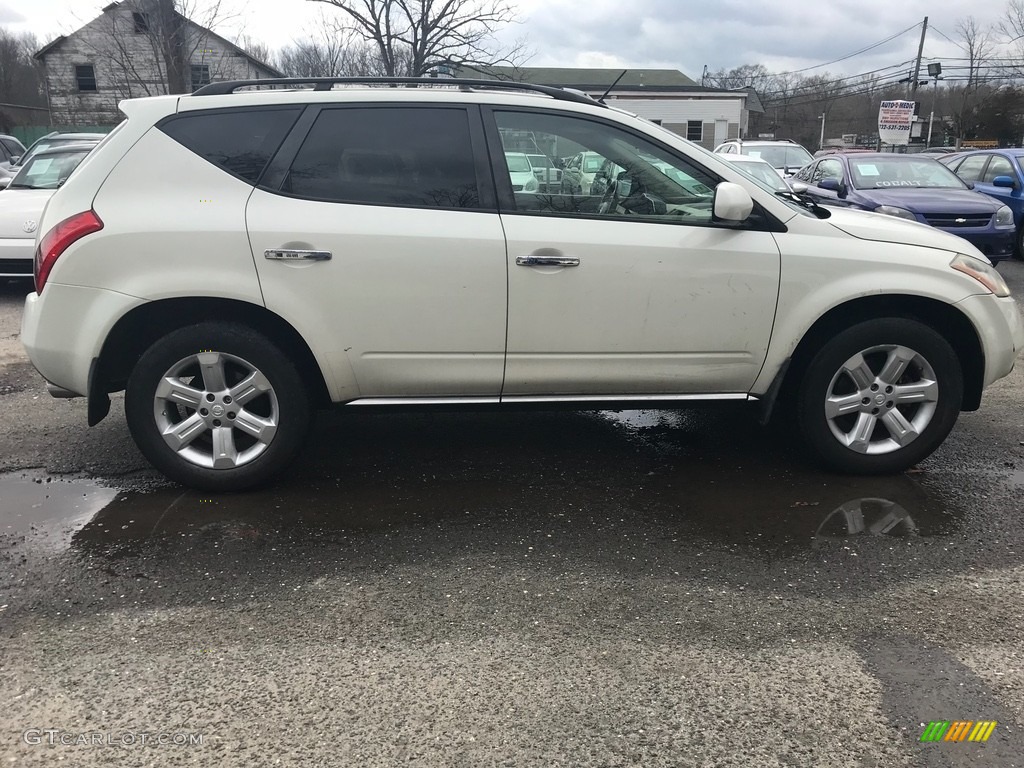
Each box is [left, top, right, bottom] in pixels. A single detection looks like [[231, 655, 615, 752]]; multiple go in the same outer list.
[[773, 22, 923, 75]]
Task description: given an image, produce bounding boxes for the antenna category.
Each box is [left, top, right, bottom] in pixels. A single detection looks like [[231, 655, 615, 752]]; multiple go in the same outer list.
[[598, 70, 628, 104]]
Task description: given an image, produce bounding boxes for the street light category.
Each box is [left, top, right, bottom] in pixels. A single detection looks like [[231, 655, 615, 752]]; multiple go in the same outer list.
[[926, 62, 942, 148], [819, 113, 826, 150]]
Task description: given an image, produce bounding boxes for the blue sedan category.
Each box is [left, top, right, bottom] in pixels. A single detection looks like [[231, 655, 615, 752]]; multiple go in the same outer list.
[[791, 153, 1015, 263], [938, 149, 1024, 258]]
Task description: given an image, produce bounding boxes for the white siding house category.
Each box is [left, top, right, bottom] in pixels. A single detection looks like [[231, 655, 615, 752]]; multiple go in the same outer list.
[[473, 68, 762, 150], [34, 0, 281, 127]]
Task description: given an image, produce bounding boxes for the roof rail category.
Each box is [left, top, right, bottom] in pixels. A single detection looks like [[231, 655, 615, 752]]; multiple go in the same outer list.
[[191, 77, 605, 107]]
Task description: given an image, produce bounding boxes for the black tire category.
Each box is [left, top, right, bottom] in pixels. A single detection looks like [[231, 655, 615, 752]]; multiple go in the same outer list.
[[796, 318, 963, 474], [125, 322, 312, 492]]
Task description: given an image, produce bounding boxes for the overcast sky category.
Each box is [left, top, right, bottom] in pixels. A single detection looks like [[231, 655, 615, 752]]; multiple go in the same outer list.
[[0, 0, 1015, 84]]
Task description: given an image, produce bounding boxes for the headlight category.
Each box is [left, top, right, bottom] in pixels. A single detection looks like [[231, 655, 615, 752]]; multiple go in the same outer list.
[[951, 253, 1011, 297], [875, 205, 917, 221], [994, 205, 1015, 227], [524, 177, 538, 192]]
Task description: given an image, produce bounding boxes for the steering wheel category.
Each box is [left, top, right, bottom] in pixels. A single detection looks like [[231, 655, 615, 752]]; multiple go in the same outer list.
[[598, 173, 624, 215]]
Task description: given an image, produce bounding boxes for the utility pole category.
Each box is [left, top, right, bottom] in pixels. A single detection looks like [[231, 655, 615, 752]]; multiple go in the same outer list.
[[910, 17, 928, 98]]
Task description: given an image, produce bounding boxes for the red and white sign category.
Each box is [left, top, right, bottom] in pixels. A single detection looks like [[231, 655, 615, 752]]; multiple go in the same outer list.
[[878, 100, 915, 146]]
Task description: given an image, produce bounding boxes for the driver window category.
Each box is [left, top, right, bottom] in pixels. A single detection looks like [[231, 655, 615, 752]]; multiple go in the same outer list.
[[493, 110, 721, 224]]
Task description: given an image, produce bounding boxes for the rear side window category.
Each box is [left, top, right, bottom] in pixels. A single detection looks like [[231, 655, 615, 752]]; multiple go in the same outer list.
[[160, 108, 302, 183], [283, 107, 480, 209]]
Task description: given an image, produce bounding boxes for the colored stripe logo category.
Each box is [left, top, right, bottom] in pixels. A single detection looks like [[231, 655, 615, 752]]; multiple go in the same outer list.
[[920, 721, 997, 742]]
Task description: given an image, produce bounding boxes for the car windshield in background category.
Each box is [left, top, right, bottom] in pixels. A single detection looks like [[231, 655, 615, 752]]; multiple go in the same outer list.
[[528, 154, 554, 169], [583, 155, 605, 172], [848, 158, 967, 190], [505, 155, 531, 172], [9, 150, 90, 189], [747, 146, 813, 169], [732, 160, 789, 192]]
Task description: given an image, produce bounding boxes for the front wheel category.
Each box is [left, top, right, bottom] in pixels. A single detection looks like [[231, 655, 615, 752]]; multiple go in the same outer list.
[[125, 323, 312, 491], [796, 318, 963, 474]]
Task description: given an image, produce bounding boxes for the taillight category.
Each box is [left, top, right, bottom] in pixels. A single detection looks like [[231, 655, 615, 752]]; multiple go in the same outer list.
[[34, 210, 104, 294]]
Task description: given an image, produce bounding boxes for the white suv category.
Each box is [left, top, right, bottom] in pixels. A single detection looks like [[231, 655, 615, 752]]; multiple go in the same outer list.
[[21, 77, 1024, 491]]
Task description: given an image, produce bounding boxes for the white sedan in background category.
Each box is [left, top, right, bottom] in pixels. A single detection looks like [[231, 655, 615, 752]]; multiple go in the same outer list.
[[503, 152, 539, 192], [0, 144, 95, 279]]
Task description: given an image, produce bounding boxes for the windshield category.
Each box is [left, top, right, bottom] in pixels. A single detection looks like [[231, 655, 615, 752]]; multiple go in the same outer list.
[[583, 155, 605, 172], [505, 154, 531, 173], [10, 150, 90, 189], [527, 155, 553, 169], [730, 160, 789, 192], [849, 158, 967, 190], [745, 145, 813, 170]]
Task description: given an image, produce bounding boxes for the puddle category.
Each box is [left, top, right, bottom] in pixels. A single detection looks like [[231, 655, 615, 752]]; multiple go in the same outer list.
[[0, 409, 991, 558], [0, 472, 119, 550]]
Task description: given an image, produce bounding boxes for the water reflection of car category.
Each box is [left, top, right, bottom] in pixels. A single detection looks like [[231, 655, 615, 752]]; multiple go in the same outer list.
[[503, 152, 539, 192], [722, 155, 791, 193], [525, 153, 562, 193], [0, 144, 95, 279], [560, 150, 606, 194], [714, 139, 814, 178], [791, 152, 1015, 263]]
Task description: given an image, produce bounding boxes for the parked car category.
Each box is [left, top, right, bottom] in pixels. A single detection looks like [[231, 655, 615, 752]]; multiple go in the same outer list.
[[714, 139, 814, 177], [790, 152, 1015, 263], [560, 150, 607, 194], [937, 148, 1024, 258], [525, 153, 562, 192], [0, 144, 95, 279], [919, 147, 960, 155], [0, 132, 105, 182], [503, 152, 539, 192], [20, 77, 1023, 491], [722, 154, 791, 193], [0, 134, 26, 169]]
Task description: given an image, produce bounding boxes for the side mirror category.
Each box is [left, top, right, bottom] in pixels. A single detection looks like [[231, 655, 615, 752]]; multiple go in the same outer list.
[[0, 177, 10, 190], [9, 155, 20, 165], [790, 181, 809, 194], [992, 175, 1016, 188], [712, 181, 753, 222], [819, 177, 847, 198]]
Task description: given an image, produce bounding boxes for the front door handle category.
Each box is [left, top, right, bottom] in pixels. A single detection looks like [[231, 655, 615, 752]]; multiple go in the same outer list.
[[516, 251, 580, 267], [265, 249, 332, 261]]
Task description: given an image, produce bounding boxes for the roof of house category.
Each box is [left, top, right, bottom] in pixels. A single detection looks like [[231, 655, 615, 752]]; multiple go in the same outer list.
[[468, 66, 698, 88], [33, 1, 283, 77], [462, 66, 762, 108]]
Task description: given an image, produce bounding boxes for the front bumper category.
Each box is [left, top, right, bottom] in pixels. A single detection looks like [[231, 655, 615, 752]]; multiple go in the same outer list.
[[21, 282, 144, 397], [946, 227, 1015, 263], [955, 292, 1024, 388], [0, 237, 34, 277]]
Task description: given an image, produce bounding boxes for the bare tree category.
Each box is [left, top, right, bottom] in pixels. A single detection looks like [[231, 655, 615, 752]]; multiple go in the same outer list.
[[277, 12, 395, 77], [0, 29, 46, 107], [306, 0, 526, 77], [948, 16, 995, 142]]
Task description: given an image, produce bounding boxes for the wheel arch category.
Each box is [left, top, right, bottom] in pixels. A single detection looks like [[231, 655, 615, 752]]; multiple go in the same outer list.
[[778, 294, 985, 413], [91, 297, 332, 422]]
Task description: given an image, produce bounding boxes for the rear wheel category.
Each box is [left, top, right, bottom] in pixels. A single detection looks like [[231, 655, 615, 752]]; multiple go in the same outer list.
[[797, 318, 963, 474], [125, 323, 311, 491]]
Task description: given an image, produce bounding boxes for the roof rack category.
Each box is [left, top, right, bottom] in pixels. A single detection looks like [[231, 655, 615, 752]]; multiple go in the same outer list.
[[191, 77, 605, 107]]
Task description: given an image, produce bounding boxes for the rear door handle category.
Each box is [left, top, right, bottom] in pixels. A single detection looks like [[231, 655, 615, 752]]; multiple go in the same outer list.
[[516, 253, 580, 267], [265, 249, 332, 261]]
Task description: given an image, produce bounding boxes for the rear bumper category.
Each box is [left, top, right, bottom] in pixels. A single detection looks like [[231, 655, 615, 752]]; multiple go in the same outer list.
[[21, 283, 144, 397]]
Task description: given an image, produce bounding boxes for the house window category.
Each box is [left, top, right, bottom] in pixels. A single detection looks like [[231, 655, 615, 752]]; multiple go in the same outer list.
[[132, 12, 150, 33], [686, 120, 703, 142], [190, 64, 211, 92], [75, 64, 97, 92]]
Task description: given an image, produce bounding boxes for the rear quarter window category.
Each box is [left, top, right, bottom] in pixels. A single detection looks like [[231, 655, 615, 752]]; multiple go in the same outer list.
[[158, 107, 303, 183]]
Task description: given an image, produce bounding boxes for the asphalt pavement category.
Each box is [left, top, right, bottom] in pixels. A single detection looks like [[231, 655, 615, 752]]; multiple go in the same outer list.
[[1, 265, 1023, 767]]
